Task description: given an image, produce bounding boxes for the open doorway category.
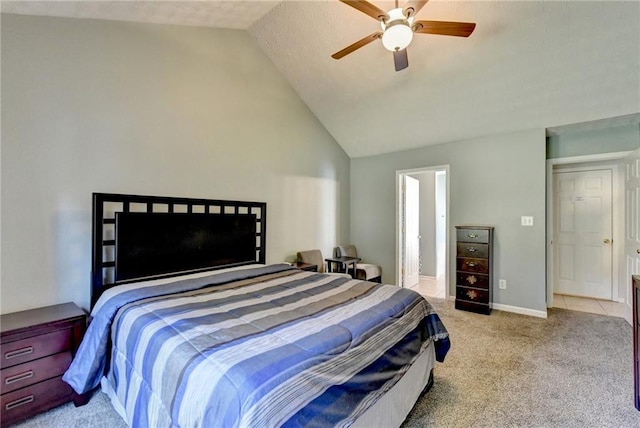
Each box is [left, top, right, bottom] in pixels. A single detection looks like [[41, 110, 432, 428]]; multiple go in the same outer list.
[[546, 153, 631, 320], [397, 166, 449, 299]]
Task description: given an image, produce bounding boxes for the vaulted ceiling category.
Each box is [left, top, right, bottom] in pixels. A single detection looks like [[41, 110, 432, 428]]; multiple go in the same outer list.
[[3, 1, 639, 157]]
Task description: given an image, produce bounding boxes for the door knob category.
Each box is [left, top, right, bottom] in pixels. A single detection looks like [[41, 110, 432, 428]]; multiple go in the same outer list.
[[637, 248, 640, 254], [603, 239, 610, 244]]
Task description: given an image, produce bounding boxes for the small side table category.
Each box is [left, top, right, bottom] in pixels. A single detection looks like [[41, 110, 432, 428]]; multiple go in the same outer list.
[[292, 262, 318, 272], [325, 256, 360, 278], [0, 302, 87, 426]]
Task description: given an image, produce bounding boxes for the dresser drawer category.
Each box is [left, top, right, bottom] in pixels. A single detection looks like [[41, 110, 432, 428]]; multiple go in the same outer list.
[[1, 352, 72, 394], [1, 329, 71, 369], [455, 298, 491, 315], [457, 243, 489, 258], [457, 272, 490, 290], [456, 286, 489, 304], [456, 228, 490, 244], [457, 258, 489, 274], [1, 376, 74, 426]]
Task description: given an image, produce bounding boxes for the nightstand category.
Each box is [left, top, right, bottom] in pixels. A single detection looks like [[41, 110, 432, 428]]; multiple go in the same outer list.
[[0, 302, 87, 426], [292, 261, 318, 272]]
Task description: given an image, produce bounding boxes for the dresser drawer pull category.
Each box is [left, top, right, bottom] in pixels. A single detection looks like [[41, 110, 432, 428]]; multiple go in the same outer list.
[[466, 261, 477, 267], [4, 346, 33, 360], [5, 370, 34, 385], [5, 395, 34, 411], [467, 233, 477, 238], [467, 247, 477, 252]]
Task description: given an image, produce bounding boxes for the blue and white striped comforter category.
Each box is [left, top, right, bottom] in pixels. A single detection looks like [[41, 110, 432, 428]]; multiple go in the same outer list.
[[64, 264, 449, 427]]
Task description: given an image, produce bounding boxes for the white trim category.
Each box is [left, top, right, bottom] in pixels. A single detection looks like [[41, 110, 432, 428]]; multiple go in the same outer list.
[[396, 165, 450, 293], [546, 151, 631, 308], [491, 303, 548, 319], [441, 292, 547, 318], [547, 151, 632, 165]]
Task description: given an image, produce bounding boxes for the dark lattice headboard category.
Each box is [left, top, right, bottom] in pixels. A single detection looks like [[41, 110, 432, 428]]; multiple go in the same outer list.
[[91, 193, 266, 306]]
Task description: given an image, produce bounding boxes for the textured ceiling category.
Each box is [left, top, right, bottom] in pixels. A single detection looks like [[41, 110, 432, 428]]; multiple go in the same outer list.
[[1, 0, 281, 29], [3, 1, 640, 157]]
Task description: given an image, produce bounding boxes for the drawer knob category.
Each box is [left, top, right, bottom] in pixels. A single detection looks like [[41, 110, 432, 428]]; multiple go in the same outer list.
[[467, 233, 477, 238], [466, 261, 476, 267], [467, 290, 478, 300], [5, 395, 34, 411], [4, 346, 33, 360], [466, 275, 477, 285], [467, 247, 477, 252], [5, 370, 34, 385]]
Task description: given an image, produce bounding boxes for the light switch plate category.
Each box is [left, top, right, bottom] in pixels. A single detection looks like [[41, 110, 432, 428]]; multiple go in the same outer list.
[[521, 216, 534, 226]]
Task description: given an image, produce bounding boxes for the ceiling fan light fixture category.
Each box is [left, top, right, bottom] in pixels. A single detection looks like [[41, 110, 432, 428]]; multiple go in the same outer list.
[[380, 7, 414, 52], [382, 23, 413, 51]]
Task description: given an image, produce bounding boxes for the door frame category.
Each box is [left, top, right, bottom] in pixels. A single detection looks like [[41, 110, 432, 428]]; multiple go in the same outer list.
[[546, 151, 631, 308], [396, 165, 450, 292]]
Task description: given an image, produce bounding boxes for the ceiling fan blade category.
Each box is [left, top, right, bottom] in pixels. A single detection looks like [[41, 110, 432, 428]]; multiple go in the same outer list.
[[393, 49, 409, 71], [403, 0, 429, 18], [413, 20, 476, 37], [339, 0, 388, 21], [332, 32, 382, 59]]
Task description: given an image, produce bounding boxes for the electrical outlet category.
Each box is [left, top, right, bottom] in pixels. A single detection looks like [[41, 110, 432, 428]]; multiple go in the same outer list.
[[499, 279, 507, 289], [521, 216, 534, 226]]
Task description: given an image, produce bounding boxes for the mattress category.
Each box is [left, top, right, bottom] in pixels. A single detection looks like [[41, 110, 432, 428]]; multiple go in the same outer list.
[[64, 264, 449, 427]]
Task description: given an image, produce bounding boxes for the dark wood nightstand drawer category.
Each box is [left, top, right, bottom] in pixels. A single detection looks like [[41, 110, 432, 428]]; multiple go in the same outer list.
[[455, 298, 491, 315], [1, 352, 72, 394], [457, 258, 489, 274], [457, 272, 490, 290], [456, 286, 489, 303], [1, 329, 71, 369], [457, 243, 489, 258], [456, 228, 490, 244], [1, 376, 74, 424]]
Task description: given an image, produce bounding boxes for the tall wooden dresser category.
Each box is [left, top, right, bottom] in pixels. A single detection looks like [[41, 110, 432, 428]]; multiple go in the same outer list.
[[0, 303, 86, 426], [455, 226, 494, 315]]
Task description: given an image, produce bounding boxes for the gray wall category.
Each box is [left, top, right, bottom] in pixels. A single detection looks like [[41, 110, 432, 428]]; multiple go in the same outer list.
[[351, 129, 547, 313], [547, 124, 640, 158], [1, 14, 350, 313]]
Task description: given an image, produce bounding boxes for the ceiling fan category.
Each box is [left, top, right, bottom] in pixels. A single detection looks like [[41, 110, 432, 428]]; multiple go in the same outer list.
[[331, 0, 476, 71]]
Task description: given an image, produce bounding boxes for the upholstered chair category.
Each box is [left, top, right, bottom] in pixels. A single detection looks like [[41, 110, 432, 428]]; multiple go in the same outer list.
[[334, 245, 382, 283], [296, 249, 326, 273]]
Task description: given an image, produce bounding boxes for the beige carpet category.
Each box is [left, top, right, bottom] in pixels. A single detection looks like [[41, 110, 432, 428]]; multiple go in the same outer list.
[[403, 298, 640, 427], [14, 298, 640, 427]]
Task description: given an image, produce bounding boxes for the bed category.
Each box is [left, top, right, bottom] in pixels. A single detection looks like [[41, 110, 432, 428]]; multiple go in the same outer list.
[[63, 193, 450, 427]]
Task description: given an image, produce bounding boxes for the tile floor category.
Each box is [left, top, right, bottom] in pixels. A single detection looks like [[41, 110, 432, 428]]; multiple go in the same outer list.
[[408, 276, 626, 319], [407, 276, 446, 299], [552, 293, 626, 318]]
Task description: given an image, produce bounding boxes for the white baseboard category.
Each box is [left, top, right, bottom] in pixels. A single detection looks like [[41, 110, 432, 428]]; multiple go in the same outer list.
[[491, 302, 548, 319], [445, 295, 548, 318]]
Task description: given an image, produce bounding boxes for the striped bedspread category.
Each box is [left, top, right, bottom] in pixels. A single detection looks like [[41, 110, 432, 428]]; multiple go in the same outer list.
[[64, 264, 450, 427]]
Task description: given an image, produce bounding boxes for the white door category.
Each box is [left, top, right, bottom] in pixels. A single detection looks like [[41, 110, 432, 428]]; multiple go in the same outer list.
[[404, 175, 420, 287], [554, 169, 613, 299], [625, 149, 640, 324], [435, 171, 447, 278]]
